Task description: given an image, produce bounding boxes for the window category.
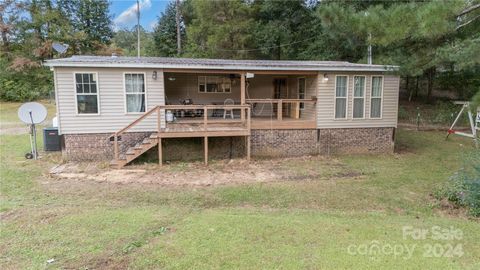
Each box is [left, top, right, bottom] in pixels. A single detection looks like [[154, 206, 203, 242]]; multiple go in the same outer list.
[[353, 76, 365, 118], [335, 76, 348, 119], [75, 73, 99, 114], [298, 78, 306, 110], [198, 76, 231, 93], [370, 76, 383, 118], [125, 73, 146, 113]]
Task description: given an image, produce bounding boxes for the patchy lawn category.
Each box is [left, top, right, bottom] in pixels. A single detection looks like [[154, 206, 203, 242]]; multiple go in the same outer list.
[[0, 101, 479, 269]]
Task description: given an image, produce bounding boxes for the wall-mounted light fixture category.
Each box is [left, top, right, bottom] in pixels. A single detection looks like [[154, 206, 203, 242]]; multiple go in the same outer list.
[[152, 71, 157, 80], [168, 77, 176, 81], [323, 73, 329, 82]]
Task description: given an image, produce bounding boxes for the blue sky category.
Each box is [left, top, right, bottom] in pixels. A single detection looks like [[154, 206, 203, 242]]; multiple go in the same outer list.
[[110, 0, 171, 32]]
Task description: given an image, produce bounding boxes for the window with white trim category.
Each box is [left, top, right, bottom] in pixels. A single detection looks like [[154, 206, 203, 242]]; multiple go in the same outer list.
[[198, 76, 231, 93], [335, 76, 348, 119], [125, 73, 146, 113], [370, 76, 383, 118], [353, 76, 365, 118], [75, 73, 99, 114], [298, 77, 306, 110]]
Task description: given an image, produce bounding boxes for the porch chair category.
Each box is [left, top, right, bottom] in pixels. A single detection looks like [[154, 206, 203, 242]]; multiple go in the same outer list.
[[223, 98, 235, 119]]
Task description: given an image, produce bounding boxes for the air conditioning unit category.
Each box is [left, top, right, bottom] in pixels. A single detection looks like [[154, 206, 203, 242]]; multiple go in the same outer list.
[[43, 127, 61, 151]]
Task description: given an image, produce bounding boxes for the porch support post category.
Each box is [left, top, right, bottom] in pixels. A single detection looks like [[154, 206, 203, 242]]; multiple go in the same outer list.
[[240, 72, 246, 105], [277, 99, 283, 121], [158, 137, 162, 166], [246, 135, 250, 162], [204, 136, 208, 165], [240, 72, 246, 122]]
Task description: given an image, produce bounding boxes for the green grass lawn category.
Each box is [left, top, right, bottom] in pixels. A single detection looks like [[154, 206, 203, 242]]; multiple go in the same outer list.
[[1, 101, 479, 269]]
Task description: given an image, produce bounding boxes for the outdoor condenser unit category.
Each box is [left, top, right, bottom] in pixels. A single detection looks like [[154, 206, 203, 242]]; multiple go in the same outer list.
[[43, 127, 61, 151]]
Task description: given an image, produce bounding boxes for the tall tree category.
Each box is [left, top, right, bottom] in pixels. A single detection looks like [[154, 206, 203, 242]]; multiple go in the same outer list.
[[57, 0, 113, 54], [183, 0, 255, 59], [152, 1, 185, 57], [252, 0, 316, 60]]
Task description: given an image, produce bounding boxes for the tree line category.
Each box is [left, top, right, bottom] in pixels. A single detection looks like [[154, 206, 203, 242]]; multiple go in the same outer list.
[[1, 0, 479, 103]]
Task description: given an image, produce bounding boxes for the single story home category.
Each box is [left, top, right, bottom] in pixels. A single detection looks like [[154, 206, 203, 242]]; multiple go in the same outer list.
[[44, 56, 399, 168]]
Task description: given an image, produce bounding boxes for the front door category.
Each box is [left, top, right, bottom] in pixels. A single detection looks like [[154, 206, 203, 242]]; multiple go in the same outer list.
[[273, 78, 288, 118]]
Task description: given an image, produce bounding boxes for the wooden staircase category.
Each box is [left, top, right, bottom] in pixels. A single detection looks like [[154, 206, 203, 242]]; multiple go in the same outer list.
[[110, 104, 251, 169], [110, 134, 159, 169]]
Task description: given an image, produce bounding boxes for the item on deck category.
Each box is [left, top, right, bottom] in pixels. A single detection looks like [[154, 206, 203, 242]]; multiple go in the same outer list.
[[166, 110, 175, 122], [176, 98, 203, 118], [223, 98, 235, 119]]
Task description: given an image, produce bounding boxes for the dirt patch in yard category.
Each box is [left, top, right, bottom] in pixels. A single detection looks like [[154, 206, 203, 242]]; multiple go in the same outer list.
[[49, 156, 363, 187]]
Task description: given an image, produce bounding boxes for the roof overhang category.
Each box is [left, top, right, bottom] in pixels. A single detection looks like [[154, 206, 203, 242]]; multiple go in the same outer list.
[[43, 57, 399, 72]]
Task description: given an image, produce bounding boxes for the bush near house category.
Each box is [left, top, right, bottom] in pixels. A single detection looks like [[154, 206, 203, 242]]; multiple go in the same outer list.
[[436, 152, 480, 217]]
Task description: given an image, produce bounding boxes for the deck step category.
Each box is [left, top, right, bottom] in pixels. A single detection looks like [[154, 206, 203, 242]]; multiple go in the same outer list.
[[111, 133, 159, 169]]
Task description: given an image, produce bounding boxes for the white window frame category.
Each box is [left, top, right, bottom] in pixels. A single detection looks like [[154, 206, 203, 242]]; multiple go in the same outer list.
[[370, 75, 384, 119], [198, 76, 232, 93], [334, 75, 349, 120], [123, 72, 148, 114], [73, 72, 100, 115], [298, 77, 306, 110], [352, 75, 366, 119]]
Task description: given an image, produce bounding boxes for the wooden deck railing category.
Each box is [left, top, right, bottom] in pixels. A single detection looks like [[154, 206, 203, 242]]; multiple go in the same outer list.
[[245, 98, 316, 120], [112, 105, 251, 162]]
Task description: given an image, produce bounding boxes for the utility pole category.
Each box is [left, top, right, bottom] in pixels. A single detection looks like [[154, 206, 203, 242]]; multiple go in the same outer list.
[[137, 0, 140, 57], [367, 33, 372, 64], [176, 0, 181, 55]]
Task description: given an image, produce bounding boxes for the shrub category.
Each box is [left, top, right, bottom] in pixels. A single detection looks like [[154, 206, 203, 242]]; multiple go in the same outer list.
[[436, 151, 480, 217]]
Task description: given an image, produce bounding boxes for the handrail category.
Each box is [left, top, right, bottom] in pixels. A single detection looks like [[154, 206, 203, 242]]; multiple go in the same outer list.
[[245, 98, 316, 121], [115, 105, 160, 136], [245, 98, 316, 103], [112, 105, 160, 161], [160, 105, 250, 109], [112, 104, 252, 163]]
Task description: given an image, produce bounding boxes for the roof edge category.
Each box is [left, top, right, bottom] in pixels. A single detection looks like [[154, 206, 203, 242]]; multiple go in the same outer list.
[[43, 61, 399, 72]]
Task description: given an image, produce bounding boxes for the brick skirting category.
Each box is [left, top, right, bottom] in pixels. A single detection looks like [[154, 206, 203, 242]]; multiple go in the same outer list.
[[62, 127, 395, 161], [250, 129, 318, 157], [317, 127, 395, 155], [63, 132, 151, 160]]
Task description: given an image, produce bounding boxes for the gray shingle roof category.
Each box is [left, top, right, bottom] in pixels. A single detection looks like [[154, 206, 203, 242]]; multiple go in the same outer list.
[[44, 55, 398, 72]]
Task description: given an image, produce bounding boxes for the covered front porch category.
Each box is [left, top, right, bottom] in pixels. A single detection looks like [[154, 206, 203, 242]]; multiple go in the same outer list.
[[163, 70, 318, 129]]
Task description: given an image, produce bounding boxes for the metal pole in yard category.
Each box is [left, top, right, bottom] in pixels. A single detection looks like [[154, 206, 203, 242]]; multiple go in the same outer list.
[[368, 33, 372, 65], [137, 0, 140, 58], [176, 0, 181, 54], [416, 107, 420, 131]]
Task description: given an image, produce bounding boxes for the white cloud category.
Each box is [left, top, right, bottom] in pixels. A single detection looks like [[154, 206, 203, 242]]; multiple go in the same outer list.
[[114, 0, 152, 30], [149, 20, 158, 30]]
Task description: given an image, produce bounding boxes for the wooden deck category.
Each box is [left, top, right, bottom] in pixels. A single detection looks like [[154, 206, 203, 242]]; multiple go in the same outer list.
[[111, 103, 316, 168], [250, 117, 316, 129], [160, 122, 250, 138]]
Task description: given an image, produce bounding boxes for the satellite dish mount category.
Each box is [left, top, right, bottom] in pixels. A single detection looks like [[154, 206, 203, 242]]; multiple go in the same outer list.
[[18, 102, 47, 159]]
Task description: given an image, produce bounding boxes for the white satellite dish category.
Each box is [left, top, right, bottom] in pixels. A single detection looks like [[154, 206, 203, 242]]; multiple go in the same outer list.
[[18, 102, 48, 160], [18, 102, 47, 124], [52, 42, 69, 54]]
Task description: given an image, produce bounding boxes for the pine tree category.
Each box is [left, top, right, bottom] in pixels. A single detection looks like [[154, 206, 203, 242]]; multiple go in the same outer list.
[[152, 1, 184, 57]]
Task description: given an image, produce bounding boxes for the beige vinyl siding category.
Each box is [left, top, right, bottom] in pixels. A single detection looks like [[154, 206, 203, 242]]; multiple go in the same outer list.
[[55, 67, 165, 134], [316, 72, 399, 128]]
